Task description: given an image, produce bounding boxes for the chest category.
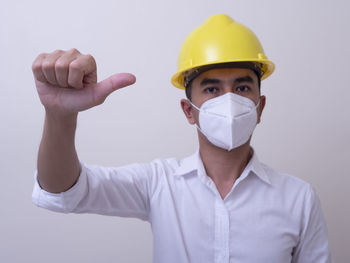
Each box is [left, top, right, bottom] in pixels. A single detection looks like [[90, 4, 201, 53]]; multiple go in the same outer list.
[[149, 176, 300, 263]]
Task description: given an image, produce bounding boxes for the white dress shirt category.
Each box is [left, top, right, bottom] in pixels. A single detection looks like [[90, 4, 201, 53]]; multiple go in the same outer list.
[[32, 150, 332, 263]]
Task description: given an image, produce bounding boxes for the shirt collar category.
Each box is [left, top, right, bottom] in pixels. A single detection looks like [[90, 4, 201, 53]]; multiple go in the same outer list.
[[174, 150, 199, 177], [174, 148, 271, 185], [243, 149, 271, 185]]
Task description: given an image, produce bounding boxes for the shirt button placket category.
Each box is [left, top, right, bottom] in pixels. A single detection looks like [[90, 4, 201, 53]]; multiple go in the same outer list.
[[214, 198, 230, 263]]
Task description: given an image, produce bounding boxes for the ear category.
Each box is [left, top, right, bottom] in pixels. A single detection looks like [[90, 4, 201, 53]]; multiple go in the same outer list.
[[180, 99, 197, 125], [257, 95, 266, 124]]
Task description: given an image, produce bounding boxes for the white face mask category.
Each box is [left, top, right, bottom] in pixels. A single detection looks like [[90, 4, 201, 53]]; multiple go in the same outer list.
[[190, 93, 260, 151]]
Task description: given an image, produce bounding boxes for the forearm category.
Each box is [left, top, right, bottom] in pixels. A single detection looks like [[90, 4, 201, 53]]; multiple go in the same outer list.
[[37, 111, 80, 193]]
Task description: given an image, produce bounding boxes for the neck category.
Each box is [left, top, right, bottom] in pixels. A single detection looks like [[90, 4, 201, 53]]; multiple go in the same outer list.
[[198, 132, 253, 199]]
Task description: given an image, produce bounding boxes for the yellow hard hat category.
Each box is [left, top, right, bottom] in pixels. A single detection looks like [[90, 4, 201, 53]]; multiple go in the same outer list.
[[171, 14, 275, 89]]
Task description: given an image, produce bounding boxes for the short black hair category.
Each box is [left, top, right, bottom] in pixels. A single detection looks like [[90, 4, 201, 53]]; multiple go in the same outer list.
[[185, 82, 193, 101]]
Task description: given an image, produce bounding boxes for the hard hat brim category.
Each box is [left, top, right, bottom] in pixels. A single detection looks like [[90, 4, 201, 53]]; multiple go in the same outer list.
[[171, 59, 275, 90]]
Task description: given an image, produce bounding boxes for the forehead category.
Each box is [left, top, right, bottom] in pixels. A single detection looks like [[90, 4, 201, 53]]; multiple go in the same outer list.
[[193, 67, 258, 84]]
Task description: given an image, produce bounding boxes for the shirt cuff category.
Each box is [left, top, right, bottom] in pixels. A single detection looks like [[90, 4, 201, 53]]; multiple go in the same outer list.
[[31, 163, 88, 213]]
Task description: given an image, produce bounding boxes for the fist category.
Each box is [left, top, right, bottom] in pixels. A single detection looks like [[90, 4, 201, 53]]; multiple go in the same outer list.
[[32, 49, 136, 116]]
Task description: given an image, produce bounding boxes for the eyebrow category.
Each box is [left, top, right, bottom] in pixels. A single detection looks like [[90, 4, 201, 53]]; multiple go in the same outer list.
[[200, 78, 221, 86], [234, 76, 254, 84], [200, 75, 254, 86]]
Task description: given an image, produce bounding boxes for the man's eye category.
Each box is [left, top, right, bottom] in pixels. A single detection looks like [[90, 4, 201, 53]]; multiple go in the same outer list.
[[236, 85, 250, 92], [204, 87, 219, 94]]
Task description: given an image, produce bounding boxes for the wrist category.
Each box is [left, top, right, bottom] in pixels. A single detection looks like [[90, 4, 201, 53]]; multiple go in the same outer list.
[[44, 109, 78, 134], [45, 108, 77, 124]]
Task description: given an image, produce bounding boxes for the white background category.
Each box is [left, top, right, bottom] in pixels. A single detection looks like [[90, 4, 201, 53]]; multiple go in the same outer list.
[[1, 0, 349, 262]]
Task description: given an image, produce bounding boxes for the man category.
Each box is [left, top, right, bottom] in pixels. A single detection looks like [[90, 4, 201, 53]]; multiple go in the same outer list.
[[32, 14, 332, 262]]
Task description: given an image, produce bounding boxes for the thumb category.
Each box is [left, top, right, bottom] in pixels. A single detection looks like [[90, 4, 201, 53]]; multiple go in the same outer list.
[[94, 73, 136, 102]]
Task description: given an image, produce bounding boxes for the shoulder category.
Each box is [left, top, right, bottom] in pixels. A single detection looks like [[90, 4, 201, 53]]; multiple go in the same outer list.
[[257, 162, 322, 225], [148, 152, 198, 177], [262, 162, 311, 188], [147, 156, 181, 176], [260, 162, 315, 203]]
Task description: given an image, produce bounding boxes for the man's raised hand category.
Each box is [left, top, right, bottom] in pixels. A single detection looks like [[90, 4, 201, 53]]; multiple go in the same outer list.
[[32, 49, 136, 116]]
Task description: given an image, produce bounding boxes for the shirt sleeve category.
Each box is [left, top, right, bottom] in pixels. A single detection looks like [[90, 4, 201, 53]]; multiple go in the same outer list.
[[32, 161, 161, 221], [291, 185, 333, 263]]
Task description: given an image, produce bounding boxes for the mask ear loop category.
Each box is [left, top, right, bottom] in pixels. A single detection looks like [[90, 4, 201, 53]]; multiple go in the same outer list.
[[188, 100, 207, 136], [255, 99, 261, 109], [189, 100, 200, 129], [189, 100, 200, 112]]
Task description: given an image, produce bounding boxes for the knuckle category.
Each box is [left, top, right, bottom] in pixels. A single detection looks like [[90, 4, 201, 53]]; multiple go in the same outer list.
[[42, 60, 54, 71], [69, 61, 83, 73], [32, 60, 41, 72], [32, 53, 46, 70], [68, 48, 80, 55], [55, 60, 68, 71], [53, 49, 63, 55], [85, 54, 95, 64]]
